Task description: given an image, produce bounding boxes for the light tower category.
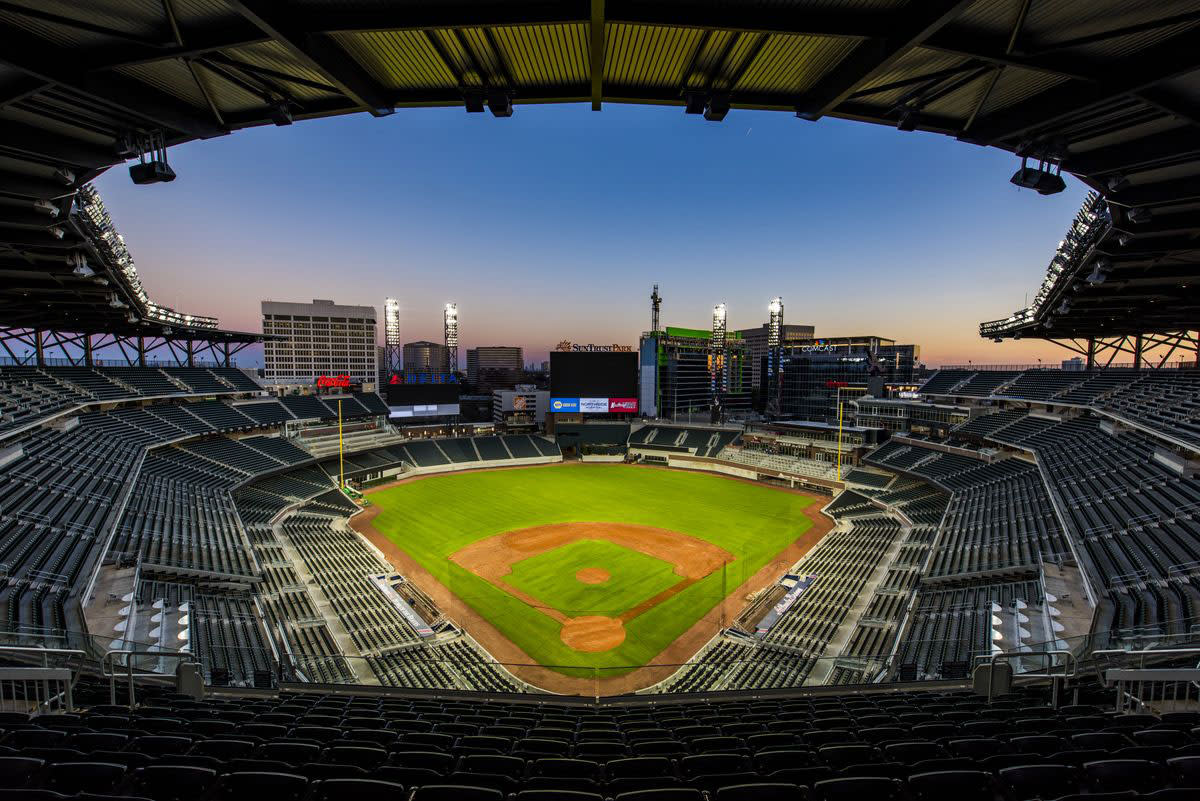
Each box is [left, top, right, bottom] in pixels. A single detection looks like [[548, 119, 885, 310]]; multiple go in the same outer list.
[[710, 302, 728, 399], [383, 297, 401, 381], [650, 284, 662, 333], [443, 303, 459, 373], [766, 297, 784, 417]]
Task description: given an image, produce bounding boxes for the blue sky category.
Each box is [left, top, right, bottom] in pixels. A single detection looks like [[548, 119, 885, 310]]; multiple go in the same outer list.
[[95, 101, 1088, 367]]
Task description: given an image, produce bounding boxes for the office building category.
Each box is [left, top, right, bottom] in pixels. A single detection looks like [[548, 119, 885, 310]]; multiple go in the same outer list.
[[493, 385, 550, 431], [778, 336, 920, 423], [467, 346, 523, 393], [403, 340, 450, 375], [261, 298, 377, 389], [736, 322, 816, 396], [639, 327, 751, 420]]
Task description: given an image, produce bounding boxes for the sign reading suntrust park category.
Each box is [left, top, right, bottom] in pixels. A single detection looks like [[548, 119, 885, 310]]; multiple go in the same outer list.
[[555, 341, 633, 352]]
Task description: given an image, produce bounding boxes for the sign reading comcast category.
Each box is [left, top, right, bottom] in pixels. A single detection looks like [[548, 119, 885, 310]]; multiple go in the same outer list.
[[555, 341, 633, 352]]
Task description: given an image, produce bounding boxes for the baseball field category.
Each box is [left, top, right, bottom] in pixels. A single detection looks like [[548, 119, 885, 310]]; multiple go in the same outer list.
[[362, 463, 819, 678]]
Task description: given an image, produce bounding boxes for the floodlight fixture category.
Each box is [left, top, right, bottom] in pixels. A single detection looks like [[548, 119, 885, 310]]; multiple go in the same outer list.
[[463, 89, 485, 113], [32, 199, 58, 217], [1106, 173, 1130, 192], [269, 100, 293, 126], [704, 92, 730, 122], [487, 89, 513, 117], [109, 293, 126, 309], [1127, 206, 1152, 224], [684, 90, 706, 115], [68, 251, 93, 277], [1011, 155, 1065, 195], [128, 130, 176, 185], [126, 312, 139, 324]]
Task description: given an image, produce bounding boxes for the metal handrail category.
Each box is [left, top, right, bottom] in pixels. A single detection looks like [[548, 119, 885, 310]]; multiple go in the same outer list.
[[101, 649, 198, 707], [1091, 647, 1200, 686], [983, 649, 1077, 704], [0, 646, 87, 713], [0, 645, 87, 668]]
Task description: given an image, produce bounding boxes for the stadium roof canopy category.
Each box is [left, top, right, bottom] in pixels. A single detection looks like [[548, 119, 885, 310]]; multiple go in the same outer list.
[[1, 0, 1198, 342]]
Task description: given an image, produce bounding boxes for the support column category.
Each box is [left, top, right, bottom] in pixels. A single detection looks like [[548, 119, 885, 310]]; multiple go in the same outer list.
[[1134, 333, 1144, 369], [137, 336, 146, 367], [84, 334, 93, 367], [186, 340, 194, 368], [34, 330, 44, 367], [1086, 337, 1096, 369], [223, 342, 231, 368]]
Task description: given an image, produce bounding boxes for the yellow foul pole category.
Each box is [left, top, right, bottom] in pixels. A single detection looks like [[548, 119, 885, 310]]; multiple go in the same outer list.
[[338, 398, 344, 489], [836, 397, 844, 480]]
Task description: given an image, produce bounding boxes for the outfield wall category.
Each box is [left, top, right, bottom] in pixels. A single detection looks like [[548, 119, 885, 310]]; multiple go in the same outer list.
[[662, 454, 844, 492], [357, 454, 563, 486]]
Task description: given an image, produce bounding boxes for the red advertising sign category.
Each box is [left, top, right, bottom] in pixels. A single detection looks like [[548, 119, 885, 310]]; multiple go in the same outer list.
[[608, 398, 638, 413], [317, 374, 351, 388], [824, 380, 849, 389]]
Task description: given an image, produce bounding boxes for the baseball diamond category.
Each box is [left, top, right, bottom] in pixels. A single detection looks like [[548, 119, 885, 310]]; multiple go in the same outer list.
[[356, 463, 827, 687]]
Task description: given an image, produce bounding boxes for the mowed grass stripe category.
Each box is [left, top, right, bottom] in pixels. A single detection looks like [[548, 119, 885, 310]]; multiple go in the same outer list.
[[369, 464, 813, 674], [503, 539, 680, 618]]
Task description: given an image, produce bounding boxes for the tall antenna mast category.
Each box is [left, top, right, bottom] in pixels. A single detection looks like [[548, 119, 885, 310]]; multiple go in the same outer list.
[[650, 284, 662, 333]]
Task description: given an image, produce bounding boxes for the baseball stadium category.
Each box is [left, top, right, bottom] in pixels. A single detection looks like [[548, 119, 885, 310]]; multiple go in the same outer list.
[[1, 2, 1200, 800]]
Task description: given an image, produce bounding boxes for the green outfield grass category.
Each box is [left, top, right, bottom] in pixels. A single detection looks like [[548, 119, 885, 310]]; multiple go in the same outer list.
[[503, 539, 679, 618], [368, 464, 814, 674]]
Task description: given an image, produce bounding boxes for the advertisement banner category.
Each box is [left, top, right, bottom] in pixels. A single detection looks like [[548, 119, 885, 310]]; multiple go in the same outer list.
[[608, 397, 638, 413], [550, 398, 580, 413], [579, 397, 609, 413]]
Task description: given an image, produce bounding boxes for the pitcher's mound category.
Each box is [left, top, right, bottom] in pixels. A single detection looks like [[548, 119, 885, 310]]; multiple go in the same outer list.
[[576, 567, 610, 584], [560, 615, 625, 652]]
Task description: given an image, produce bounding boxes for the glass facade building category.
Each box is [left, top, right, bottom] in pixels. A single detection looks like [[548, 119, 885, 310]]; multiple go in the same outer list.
[[778, 337, 920, 424]]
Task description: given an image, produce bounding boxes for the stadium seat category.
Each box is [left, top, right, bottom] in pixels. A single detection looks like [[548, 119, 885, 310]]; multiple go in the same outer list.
[[218, 771, 309, 801], [907, 770, 994, 801], [312, 778, 405, 801], [998, 763, 1079, 801], [42, 763, 125, 794], [1082, 760, 1167, 794], [411, 785, 505, 801], [0, 758, 43, 787], [812, 777, 903, 801], [133, 765, 219, 801]]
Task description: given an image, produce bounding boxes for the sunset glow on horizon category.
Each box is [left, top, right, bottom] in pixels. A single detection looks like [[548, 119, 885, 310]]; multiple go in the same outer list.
[[95, 103, 1092, 368]]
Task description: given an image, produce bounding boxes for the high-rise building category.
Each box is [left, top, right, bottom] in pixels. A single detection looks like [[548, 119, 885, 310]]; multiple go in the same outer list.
[[778, 336, 920, 423], [402, 340, 450, 375], [736, 321, 815, 397], [261, 299, 377, 389], [466, 346, 523, 393], [638, 327, 751, 420]]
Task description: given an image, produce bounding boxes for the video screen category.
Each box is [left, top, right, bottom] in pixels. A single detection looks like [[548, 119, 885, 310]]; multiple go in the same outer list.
[[550, 351, 638, 414], [386, 382, 460, 406]]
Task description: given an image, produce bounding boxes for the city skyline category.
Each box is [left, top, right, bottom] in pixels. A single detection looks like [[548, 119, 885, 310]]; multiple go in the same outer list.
[[93, 102, 1091, 367]]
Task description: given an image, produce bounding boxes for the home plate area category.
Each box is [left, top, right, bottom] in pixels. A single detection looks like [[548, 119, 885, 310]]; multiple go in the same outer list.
[[449, 522, 734, 654]]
